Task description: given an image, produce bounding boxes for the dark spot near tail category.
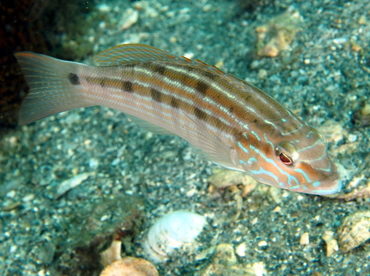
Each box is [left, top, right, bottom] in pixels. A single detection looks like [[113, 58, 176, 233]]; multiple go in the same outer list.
[[68, 73, 80, 85], [194, 107, 207, 120], [122, 81, 134, 93], [170, 97, 180, 108], [154, 65, 166, 75], [229, 106, 234, 113], [151, 88, 162, 102], [195, 81, 208, 95]]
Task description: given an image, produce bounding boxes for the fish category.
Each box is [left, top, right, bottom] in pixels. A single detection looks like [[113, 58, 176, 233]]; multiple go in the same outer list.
[[15, 43, 341, 195]]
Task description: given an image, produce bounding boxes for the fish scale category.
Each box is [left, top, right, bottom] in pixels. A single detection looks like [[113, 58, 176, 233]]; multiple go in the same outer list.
[[15, 44, 341, 195]]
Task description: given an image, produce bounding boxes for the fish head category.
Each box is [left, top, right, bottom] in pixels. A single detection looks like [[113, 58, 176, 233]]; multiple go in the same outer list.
[[237, 126, 341, 195]]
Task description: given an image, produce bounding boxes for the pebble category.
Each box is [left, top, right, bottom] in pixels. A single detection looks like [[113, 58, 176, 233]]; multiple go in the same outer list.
[[198, 244, 266, 276], [235, 242, 246, 257], [55, 173, 93, 198], [358, 15, 367, 25], [213, 244, 237, 266], [300, 232, 309, 246], [121, 9, 139, 30], [64, 113, 81, 126], [22, 194, 35, 202], [89, 158, 100, 169], [101, 240, 122, 267], [255, 6, 303, 57], [348, 134, 357, 142], [258, 69, 268, 79], [96, 3, 111, 12], [258, 241, 268, 248], [202, 4, 212, 12], [322, 231, 339, 257]]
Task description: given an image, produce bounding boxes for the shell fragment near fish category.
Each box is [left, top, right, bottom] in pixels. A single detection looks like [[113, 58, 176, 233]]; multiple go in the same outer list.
[[338, 211, 370, 253], [143, 210, 206, 263]]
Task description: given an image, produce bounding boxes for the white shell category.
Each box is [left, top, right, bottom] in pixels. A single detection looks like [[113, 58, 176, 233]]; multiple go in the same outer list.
[[143, 210, 206, 263]]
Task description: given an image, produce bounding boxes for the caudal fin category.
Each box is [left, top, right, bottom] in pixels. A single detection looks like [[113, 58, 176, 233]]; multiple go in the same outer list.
[[15, 52, 92, 125]]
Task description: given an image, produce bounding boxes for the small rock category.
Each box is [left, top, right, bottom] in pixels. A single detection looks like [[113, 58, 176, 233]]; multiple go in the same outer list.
[[327, 240, 339, 257], [202, 4, 212, 12], [358, 15, 367, 25], [55, 173, 93, 198], [235, 243, 246, 257], [96, 3, 111, 12], [252, 262, 268, 276], [100, 257, 158, 276], [255, 6, 303, 57], [348, 134, 357, 142], [213, 244, 237, 266], [197, 244, 264, 276], [208, 169, 257, 190], [89, 158, 100, 169], [300, 232, 309, 246], [121, 9, 139, 30], [322, 231, 339, 257], [258, 241, 268, 248], [101, 240, 122, 267]]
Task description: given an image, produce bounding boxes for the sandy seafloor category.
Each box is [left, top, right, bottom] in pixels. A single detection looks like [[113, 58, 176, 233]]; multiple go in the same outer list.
[[1, 0, 370, 275]]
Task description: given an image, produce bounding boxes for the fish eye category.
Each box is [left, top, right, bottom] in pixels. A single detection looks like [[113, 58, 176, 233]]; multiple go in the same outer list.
[[275, 142, 298, 166], [278, 151, 293, 165]]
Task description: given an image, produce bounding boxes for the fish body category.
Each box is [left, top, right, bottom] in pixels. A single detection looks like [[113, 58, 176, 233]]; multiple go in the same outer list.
[[15, 44, 341, 195]]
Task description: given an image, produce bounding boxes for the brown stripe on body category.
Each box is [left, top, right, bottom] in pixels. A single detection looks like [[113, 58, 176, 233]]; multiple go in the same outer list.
[[128, 79, 228, 132], [150, 62, 295, 128], [83, 61, 291, 138], [124, 64, 234, 130], [194, 107, 207, 120], [132, 63, 249, 126], [151, 88, 162, 102], [85, 62, 237, 120], [83, 62, 249, 136], [170, 97, 180, 108], [122, 81, 134, 93]]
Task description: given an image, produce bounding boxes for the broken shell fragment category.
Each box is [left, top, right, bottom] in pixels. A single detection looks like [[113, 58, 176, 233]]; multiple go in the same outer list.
[[322, 231, 339, 257], [255, 6, 303, 57], [198, 244, 265, 276], [100, 257, 158, 276], [338, 211, 370, 253], [143, 210, 206, 263], [100, 240, 122, 267]]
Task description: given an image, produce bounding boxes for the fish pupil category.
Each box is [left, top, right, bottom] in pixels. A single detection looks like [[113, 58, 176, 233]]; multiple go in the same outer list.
[[279, 152, 293, 166]]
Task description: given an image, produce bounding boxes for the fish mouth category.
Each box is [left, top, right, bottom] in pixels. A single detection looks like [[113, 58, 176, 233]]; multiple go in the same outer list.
[[308, 179, 342, 196], [290, 172, 342, 196]]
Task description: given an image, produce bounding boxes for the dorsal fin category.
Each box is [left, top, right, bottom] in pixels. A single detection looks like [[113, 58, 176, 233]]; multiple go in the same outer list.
[[94, 44, 178, 66], [94, 44, 236, 84]]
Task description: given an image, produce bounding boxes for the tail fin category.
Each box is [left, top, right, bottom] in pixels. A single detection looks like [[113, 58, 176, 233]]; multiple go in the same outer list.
[[15, 52, 92, 125]]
